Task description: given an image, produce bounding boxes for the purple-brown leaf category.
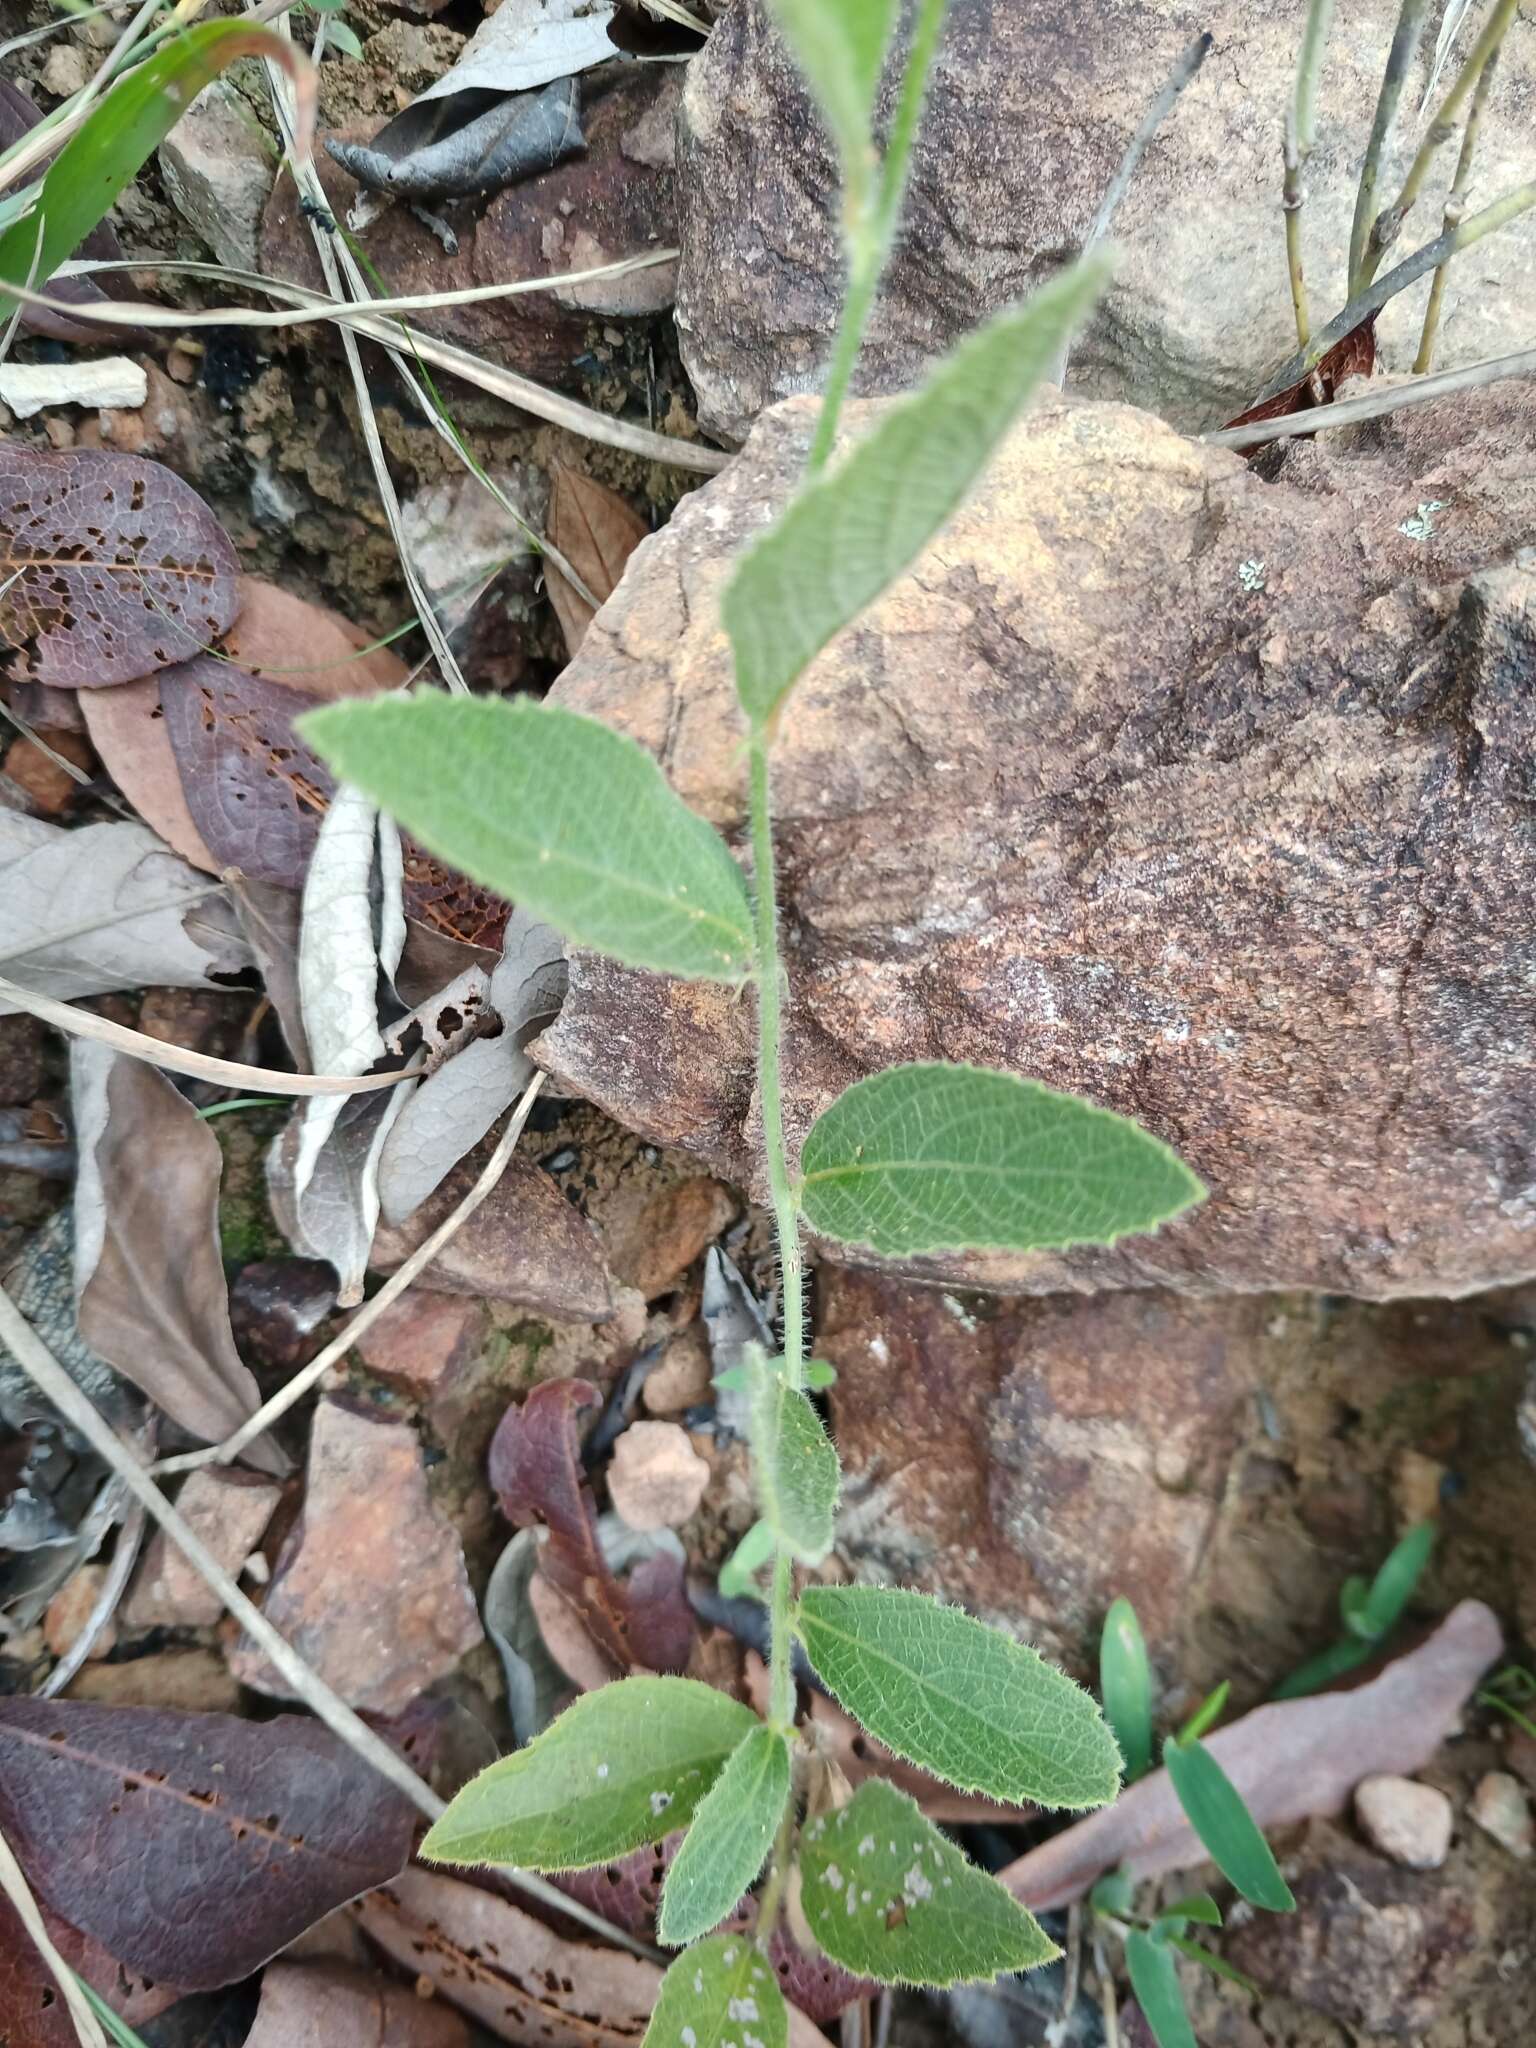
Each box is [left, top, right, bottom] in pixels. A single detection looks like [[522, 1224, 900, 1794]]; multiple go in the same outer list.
[[0, 1890, 182, 2048], [0, 81, 140, 347], [0, 1698, 416, 1987], [0, 447, 239, 687]]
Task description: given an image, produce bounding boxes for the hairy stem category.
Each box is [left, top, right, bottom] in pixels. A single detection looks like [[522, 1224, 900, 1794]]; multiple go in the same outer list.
[[1414, 44, 1500, 372], [1359, 0, 1518, 285], [1348, 0, 1431, 292]]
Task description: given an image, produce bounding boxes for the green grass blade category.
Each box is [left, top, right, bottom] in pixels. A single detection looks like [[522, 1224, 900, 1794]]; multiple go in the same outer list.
[[301, 695, 755, 984], [1163, 1736, 1296, 1913], [1100, 1597, 1154, 1782], [796, 1584, 1121, 1809], [798, 1061, 1205, 1259], [766, 0, 902, 184], [1125, 1929, 1197, 2048], [723, 259, 1109, 729], [658, 1725, 791, 1946], [1270, 1634, 1372, 1701], [0, 21, 314, 321], [642, 1934, 788, 2048], [1362, 1521, 1435, 1638], [1165, 1934, 1259, 1992]]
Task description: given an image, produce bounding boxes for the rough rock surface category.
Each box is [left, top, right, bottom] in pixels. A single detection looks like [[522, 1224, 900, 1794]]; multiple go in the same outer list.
[[677, 0, 1536, 440], [540, 385, 1536, 1300], [1354, 1774, 1454, 1870], [607, 1420, 710, 1530], [230, 1398, 481, 1714], [158, 80, 276, 274], [125, 1468, 281, 1630]]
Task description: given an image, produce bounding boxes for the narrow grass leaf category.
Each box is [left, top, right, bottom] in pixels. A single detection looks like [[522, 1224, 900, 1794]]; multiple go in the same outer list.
[[723, 260, 1108, 729], [748, 1352, 840, 1564], [1160, 1894, 1222, 1928], [1162, 1737, 1295, 1912], [1165, 1934, 1258, 1991], [796, 1585, 1120, 1808], [641, 1933, 787, 2048], [1175, 1681, 1229, 1747], [799, 1062, 1205, 1258], [658, 1725, 791, 1946], [0, 22, 314, 322], [419, 1676, 757, 1871], [1362, 1521, 1435, 1638], [1100, 1597, 1153, 1782], [766, 0, 901, 177], [1125, 1930, 1197, 2048], [301, 695, 754, 983], [798, 1779, 1056, 1986]]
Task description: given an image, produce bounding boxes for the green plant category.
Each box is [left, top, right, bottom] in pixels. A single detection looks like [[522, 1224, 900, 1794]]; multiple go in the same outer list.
[[1094, 1601, 1291, 2048], [302, 0, 1206, 2032], [1272, 1521, 1436, 1699]]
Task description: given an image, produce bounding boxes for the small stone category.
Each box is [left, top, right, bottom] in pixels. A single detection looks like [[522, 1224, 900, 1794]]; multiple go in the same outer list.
[[228, 1257, 338, 1373], [157, 79, 276, 272], [0, 358, 146, 419], [1394, 1449, 1448, 1527], [353, 1290, 489, 1403], [1354, 1775, 1453, 1870], [2, 731, 91, 817], [66, 1649, 240, 1712], [165, 343, 200, 384], [44, 1565, 115, 1662], [40, 44, 90, 97], [643, 1323, 715, 1415], [607, 1420, 710, 1531], [125, 1469, 281, 1631], [605, 1176, 739, 1300], [1468, 1771, 1534, 1859]]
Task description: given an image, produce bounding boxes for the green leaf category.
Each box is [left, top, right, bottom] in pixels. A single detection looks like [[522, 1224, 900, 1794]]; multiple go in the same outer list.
[[1100, 1598, 1153, 1783], [1165, 1935, 1259, 1992], [325, 19, 365, 58], [1362, 1521, 1435, 1638], [718, 1519, 776, 1599], [1089, 1868, 1135, 1918], [659, 1726, 792, 1946], [300, 695, 754, 983], [1125, 1930, 1197, 2048], [796, 1585, 1120, 1808], [1162, 1737, 1295, 1913], [1270, 1634, 1372, 1701], [766, 0, 901, 180], [1174, 1680, 1229, 1747], [797, 1779, 1056, 1986], [805, 1358, 838, 1388], [798, 1062, 1205, 1259], [0, 22, 311, 322], [1160, 1894, 1222, 1928], [722, 260, 1109, 730], [747, 1350, 840, 1565], [641, 1934, 788, 2048], [419, 1676, 758, 1870]]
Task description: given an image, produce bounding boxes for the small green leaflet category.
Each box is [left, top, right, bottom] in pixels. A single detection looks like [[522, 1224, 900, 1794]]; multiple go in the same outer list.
[[718, 1519, 776, 1598], [747, 1350, 840, 1565], [796, 1586, 1120, 1808], [1175, 1681, 1228, 1747], [1162, 1737, 1295, 1913], [1361, 1521, 1435, 1638], [301, 695, 754, 983], [658, 1725, 792, 1946], [722, 261, 1109, 730], [798, 1062, 1205, 1258], [1124, 1930, 1196, 2048], [766, 0, 901, 183], [418, 1676, 757, 1871], [1165, 1934, 1258, 1991], [1160, 1894, 1222, 1929], [1099, 1597, 1153, 1783], [641, 1933, 788, 2048], [797, 1779, 1056, 1986]]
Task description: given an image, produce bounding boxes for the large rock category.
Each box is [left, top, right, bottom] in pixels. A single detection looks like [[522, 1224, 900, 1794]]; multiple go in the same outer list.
[[677, 0, 1536, 440], [538, 384, 1536, 1300]]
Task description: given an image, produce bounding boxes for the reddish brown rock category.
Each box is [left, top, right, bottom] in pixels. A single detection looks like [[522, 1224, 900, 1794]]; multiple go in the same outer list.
[[602, 1175, 739, 1299], [542, 386, 1536, 1300], [353, 1290, 489, 1405], [65, 1649, 240, 1712], [124, 1468, 281, 1630], [229, 1398, 482, 1715], [43, 1565, 115, 1662]]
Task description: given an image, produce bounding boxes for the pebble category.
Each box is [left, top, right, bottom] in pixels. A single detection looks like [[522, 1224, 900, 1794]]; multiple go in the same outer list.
[[125, 1469, 281, 1631], [44, 1565, 116, 1663], [1354, 1774, 1453, 1870], [0, 358, 147, 419], [642, 1323, 715, 1415], [607, 1420, 710, 1530], [1468, 1771, 1534, 1860]]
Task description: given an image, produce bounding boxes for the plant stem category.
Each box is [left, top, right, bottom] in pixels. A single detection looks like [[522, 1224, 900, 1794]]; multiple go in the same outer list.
[[1359, 0, 1518, 285], [1348, 0, 1431, 292], [1282, 0, 1337, 350], [748, 733, 805, 1396], [1414, 43, 1500, 372], [1283, 114, 1311, 348]]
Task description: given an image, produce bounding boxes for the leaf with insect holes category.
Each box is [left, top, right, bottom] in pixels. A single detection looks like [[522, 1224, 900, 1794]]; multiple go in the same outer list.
[[642, 1933, 788, 2048], [658, 1725, 791, 1946], [766, 0, 900, 177], [747, 1352, 839, 1565], [302, 695, 754, 982], [797, 1779, 1056, 1987], [723, 261, 1108, 729], [1101, 1597, 1154, 1783], [797, 1586, 1120, 1809], [1125, 1929, 1197, 2048], [1162, 1736, 1295, 1912], [798, 1062, 1205, 1258], [419, 1675, 757, 1871]]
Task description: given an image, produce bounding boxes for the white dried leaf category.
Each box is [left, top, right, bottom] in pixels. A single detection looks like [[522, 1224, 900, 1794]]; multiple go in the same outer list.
[[417, 0, 616, 105]]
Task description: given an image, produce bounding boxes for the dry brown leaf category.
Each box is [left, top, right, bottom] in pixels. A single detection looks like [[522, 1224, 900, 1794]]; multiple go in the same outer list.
[[546, 467, 649, 657], [246, 1961, 470, 2047], [79, 679, 220, 873], [222, 577, 408, 699], [1001, 1599, 1503, 1912]]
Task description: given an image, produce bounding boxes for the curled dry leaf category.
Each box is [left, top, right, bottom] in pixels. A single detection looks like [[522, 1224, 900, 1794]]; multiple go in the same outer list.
[[71, 1042, 285, 1472], [484, 1526, 575, 1743], [1224, 318, 1379, 435], [0, 446, 240, 688], [245, 1961, 470, 2048], [0, 1698, 416, 1986], [545, 466, 650, 656], [329, 76, 585, 206], [0, 811, 250, 1011], [1002, 1600, 1504, 1912]]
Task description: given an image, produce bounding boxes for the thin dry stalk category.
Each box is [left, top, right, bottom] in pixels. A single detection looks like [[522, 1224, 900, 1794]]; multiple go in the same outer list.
[[1414, 42, 1502, 371], [0, 1822, 107, 2048], [1349, 0, 1432, 291], [0, 976, 428, 1095], [1203, 339, 1536, 449], [1283, 0, 1337, 348], [156, 1073, 546, 1476], [0, 1276, 660, 1961]]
